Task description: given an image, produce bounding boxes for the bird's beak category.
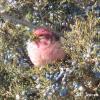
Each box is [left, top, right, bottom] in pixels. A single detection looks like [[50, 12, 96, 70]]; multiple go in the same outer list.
[[33, 36, 39, 40], [30, 35, 39, 41]]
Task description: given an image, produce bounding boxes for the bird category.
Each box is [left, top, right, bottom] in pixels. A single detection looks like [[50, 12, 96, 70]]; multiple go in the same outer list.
[[26, 27, 67, 67]]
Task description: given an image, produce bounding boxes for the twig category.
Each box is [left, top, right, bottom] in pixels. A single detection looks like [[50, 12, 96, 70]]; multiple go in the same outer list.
[[0, 12, 34, 28]]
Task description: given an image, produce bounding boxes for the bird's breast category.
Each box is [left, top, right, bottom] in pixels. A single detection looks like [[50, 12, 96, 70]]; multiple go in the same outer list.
[[27, 40, 65, 66]]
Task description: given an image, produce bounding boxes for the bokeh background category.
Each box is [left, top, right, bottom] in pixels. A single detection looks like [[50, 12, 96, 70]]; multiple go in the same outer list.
[[0, 0, 100, 100]]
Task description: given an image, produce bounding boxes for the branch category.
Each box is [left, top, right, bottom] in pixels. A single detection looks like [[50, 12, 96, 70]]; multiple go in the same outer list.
[[0, 12, 34, 28]]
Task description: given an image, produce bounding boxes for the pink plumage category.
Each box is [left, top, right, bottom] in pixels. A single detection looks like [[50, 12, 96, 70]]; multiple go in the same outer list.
[[27, 27, 66, 66], [33, 27, 53, 36]]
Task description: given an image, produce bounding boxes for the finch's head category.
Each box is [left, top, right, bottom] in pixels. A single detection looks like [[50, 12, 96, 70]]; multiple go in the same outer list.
[[33, 27, 53, 37], [32, 27, 60, 41]]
